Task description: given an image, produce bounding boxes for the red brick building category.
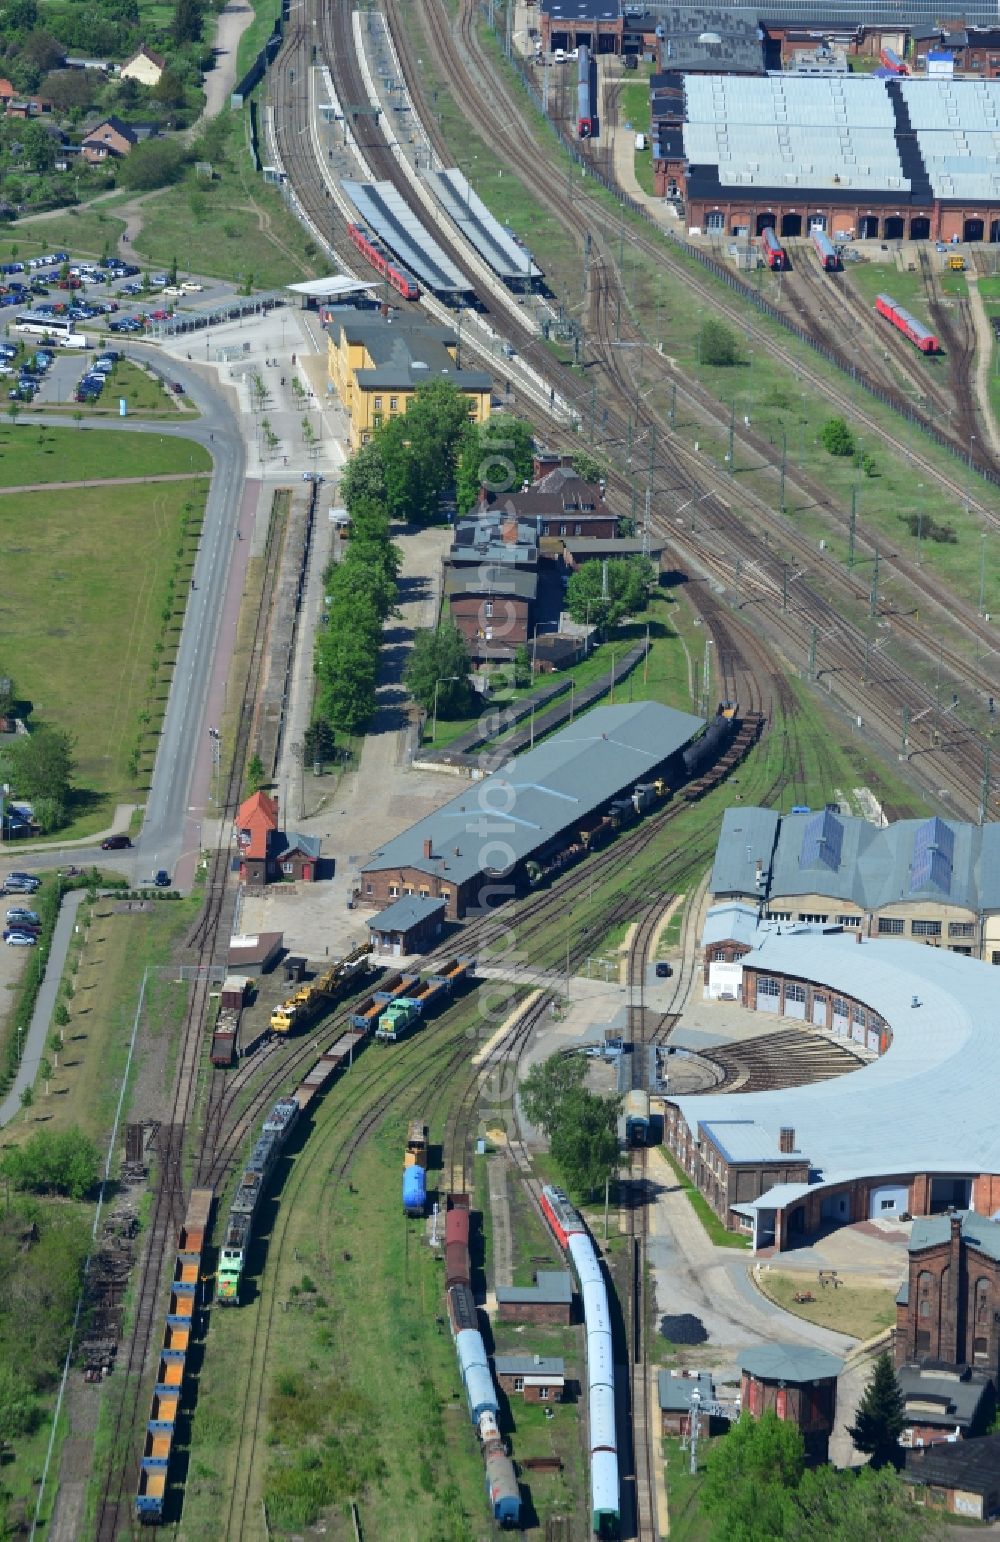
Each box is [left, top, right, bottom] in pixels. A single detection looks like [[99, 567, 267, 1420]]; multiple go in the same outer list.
[[904, 1432, 1000, 1519], [494, 1355, 565, 1404], [234, 792, 320, 887], [895, 1213, 1000, 1380], [739, 1344, 842, 1464], [495, 1270, 573, 1325]]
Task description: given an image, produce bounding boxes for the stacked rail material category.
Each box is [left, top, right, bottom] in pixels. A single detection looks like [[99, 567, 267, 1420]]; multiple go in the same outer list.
[[375, 958, 474, 1043], [442, 1196, 520, 1527], [578, 43, 594, 137], [347, 221, 421, 300], [269, 944, 371, 1034], [761, 226, 786, 269], [217, 1099, 299, 1305], [875, 293, 939, 353], [135, 1188, 212, 1525], [350, 972, 415, 1030], [812, 228, 839, 271], [540, 1186, 619, 1538]]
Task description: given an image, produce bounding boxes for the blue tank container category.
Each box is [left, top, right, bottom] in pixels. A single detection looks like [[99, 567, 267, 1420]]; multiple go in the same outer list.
[[402, 1164, 426, 1216]]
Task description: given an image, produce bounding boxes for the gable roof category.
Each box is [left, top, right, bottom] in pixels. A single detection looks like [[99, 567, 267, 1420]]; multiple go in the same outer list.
[[84, 116, 138, 145], [235, 791, 279, 860], [909, 1211, 1000, 1264], [495, 1270, 573, 1305], [494, 1355, 565, 1377], [367, 894, 447, 934], [275, 831, 321, 862], [124, 44, 166, 69], [905, 1431, 1000, 1493]]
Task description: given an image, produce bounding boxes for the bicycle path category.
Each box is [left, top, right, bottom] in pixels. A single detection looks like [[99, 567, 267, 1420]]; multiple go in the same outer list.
[[0, 889, 86, 1126]]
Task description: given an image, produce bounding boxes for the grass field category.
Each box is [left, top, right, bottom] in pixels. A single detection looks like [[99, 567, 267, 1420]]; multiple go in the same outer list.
[[756, 1270, 898, 1342], [0, 477, 208, 835], [664, 1436, 714, 1541], [0, 424, 209, 486], [618, 71, 656, 195], [6, 204, 129, 263]]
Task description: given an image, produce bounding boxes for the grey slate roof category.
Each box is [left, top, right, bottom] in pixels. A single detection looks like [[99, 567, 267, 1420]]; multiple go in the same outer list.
[[710, 806, 780, 896], [658, 1370, 714, 1411], [909, 1212, 1000, 1264], [366, 894, 446, 934], [904, 1431, 1000, 1493], [702, 902, 760, 947], [444, 565, 538, 602], [701, 1118, 798, 1164], [278, 831, 321, 860], [496, 1270, 573, 1305], [671, 928, 1000, 1211], [711, 807, 1000, 913], [740, 1344, 843, 1383], [363, 701, 704, 886], [898, 1363, 993, 1428], [325, 308, 490, 392], [494, 1355, 565, 1376]]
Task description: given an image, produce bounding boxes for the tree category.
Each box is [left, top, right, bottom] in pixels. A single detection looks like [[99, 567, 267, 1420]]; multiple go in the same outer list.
[[821, 416, 856, 457], [848, 1351, 906, 1469], [455, 417, 534, 515], [3, 726, 74, 806], [152, 67, 187, 109], [701, 1411, 804, 1541], [512, 644, 532, 689], [787, 1464, 939, 1542], [31, 796, 66, 833], [571, 451, 606, 485], [245, 753, 265, 794], [520, 1052, 586, 1135], [0, 1128, 100, 1199], [172, 0, 203, 44], [303, 718, 336, 770], [117, 139, 187, 192], [379, 380, 475, 523], [40, 69, 97, 112], [340, 438, 388, 513], [699, 319, 742, 367], [549, 1087, 619, 1199], [403, 623, 472, 717], [565, 556, 654, 632], [0, 1364, 38, 1452], [314, 626, 378, 734]]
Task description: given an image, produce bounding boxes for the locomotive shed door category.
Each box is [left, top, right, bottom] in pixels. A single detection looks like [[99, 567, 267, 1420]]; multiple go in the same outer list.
[[812, 994, 828, 1027], [784, 982, 806, 1020], [809, 214, 827, 231]]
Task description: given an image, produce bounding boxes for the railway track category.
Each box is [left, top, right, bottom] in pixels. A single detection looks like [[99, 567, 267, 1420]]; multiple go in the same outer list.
[[93, 476, 285, 1540], [916, 247, 982, 457]]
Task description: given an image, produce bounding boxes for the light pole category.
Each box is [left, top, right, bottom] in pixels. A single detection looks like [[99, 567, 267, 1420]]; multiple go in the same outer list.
[[979, 531, 988, 617], [432, 676, 459, 740], [208, 727, 221, 809]]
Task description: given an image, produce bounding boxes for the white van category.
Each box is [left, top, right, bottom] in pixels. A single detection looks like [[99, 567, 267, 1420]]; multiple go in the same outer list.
[[553, 46, 565, 62], [635, 133, 647, 152], [62, 334, 88, 349]]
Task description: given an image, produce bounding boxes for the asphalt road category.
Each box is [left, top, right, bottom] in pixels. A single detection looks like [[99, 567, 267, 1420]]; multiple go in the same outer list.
[[5, 345, 245, 886]]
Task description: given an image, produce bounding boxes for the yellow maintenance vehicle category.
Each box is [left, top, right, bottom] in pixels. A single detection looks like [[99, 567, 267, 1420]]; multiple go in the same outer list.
[[269, 944, 371, 1034]]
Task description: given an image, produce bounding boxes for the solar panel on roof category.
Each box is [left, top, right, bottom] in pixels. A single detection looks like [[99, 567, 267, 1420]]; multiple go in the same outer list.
[[910, 816, 954, 894], [799, 808, 843, 872]]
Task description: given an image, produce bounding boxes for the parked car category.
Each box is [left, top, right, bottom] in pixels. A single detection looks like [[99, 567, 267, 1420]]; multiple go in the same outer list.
[[153, 870, 171, 887], [169, 381, 184, 394], [162, 285, 185, 298], [5, 908, 39, 924], [149, 308, 171, 321], [180, 281, 203, 293], [655, 962, 673, 978], [4, 930, 37, 946], [101, 834, 131, 850]]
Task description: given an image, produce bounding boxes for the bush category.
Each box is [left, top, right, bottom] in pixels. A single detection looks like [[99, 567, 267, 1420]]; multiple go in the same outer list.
[[0, 1127, 100, 1199], [821, 417, 855, 457], [699, 319, 741, 367], [117, 139, 188, 192]]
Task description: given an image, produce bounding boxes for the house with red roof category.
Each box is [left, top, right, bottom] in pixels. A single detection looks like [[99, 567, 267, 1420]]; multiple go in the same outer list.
[[234, 791, 320, 887]]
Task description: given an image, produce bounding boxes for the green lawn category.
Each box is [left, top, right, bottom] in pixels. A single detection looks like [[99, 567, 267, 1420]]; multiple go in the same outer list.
[[0, 477, 208, 834], [6, 205, 128, 264], [664, 1436, 714, 1541], [0, 424, 209, 486], [757, 1271, 897, 1342]]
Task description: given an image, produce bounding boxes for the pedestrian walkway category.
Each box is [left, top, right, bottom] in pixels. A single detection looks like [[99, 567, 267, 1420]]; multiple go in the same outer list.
[[0, 803, 136, 856], [966, 272, 1000, 459], [0, 890, 86, 1125], [0, 473, 211, 497]]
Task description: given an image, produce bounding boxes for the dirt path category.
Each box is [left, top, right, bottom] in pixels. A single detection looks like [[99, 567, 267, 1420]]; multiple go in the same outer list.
[[0, 472, 211, 495], [966, 272, 1000, 459], [199, 1, 257, 122]]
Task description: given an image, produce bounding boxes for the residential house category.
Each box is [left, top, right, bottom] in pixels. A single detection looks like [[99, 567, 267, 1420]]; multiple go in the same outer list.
[[119, 46, 167, 87]]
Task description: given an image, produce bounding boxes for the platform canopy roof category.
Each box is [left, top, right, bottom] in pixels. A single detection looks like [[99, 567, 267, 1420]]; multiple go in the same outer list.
[[285, 275, 377, 297]]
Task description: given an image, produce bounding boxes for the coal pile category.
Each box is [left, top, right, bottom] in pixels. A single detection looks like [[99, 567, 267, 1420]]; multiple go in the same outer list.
[[660, 1313, 708, 1345]]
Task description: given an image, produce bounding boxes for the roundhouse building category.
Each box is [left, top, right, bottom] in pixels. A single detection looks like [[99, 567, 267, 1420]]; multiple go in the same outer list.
[[709, 806, 1000, 961], [664, 922, 1000, 1250], [360, 701, 704, 919], [662, 73, 1000, 243]]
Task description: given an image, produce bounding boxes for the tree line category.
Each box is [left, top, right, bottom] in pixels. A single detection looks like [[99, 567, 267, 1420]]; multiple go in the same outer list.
[[520, 1052, 619, 1199], [313, 498, 401, 737], [0, 673, 76, 832]]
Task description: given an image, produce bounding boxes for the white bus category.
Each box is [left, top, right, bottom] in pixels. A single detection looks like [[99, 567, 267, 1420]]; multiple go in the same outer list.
[[14, 313, 75, 340]]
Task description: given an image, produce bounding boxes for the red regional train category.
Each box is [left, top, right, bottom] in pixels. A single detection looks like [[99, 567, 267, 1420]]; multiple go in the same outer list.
[[347, 222, 421, 301], [875, 293, 939, 353], [760, 226, 786, 270], [812, 228, 839, 271]]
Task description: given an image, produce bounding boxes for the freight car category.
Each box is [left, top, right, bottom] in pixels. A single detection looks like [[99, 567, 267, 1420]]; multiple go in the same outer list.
[[578, 43, 594, 137], [218, 1098, 299, 1305], [375, 957, 474, 1043], [540, 1186, 619, 1537], [760, 226, 786, 270], [812, 228, 839, 272], [875, 294, 939, 354], [403, 1163, 426, 1216], [135, 1188, 213, 1524], [442, 1195, 521, 1528], [347, 222, 421, 301], [210, 1005, 240, 1068]]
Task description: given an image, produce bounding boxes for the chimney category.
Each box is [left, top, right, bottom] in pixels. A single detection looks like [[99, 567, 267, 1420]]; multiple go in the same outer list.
[[423, 839, 433, 860], [779, 1127, 795, 1154]]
